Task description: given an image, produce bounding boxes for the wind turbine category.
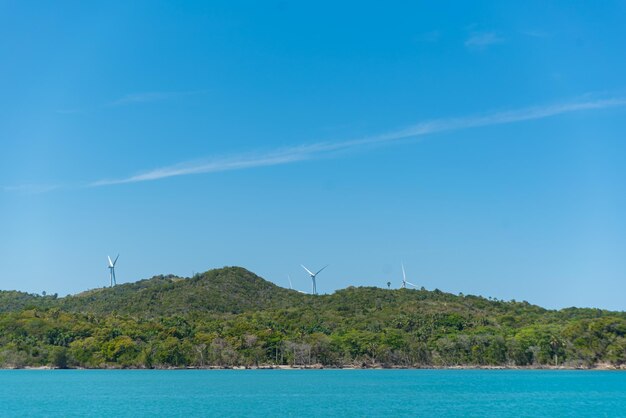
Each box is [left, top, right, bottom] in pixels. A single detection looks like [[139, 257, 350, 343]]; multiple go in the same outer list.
[[401, 262, 418, 289], [288, 274, 308, 294], [301, 264, 327, 295], [108, 254, 119, 287]]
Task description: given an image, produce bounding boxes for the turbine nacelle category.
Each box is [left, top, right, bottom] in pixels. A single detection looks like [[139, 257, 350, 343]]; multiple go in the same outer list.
[[301, 264, 328, 295], [401, 262, 418, 289], [108, 254, 119, 268], [107, 254, 119, 287]]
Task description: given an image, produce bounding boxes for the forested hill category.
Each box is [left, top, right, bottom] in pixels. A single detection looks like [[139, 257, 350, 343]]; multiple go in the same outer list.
[[0, 266, 625, 369], [59, 267, 299, 316], [0, 267, 301, 316]]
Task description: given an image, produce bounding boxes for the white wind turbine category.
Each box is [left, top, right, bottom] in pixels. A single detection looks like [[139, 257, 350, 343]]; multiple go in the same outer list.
[[301, 264, 327, 295], [288, 274, 307, 294], [401, 263, 418, 289], [108, 254, 119, 287]]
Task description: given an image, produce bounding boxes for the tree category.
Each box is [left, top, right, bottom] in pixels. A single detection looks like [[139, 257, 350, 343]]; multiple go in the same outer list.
[[50, 347, 68, 369]]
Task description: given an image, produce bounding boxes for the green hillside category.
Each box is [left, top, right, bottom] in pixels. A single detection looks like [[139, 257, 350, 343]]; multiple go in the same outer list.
[[0, 266, 625, 369], [0, 290, 54, 313], [58, 267, 300, 316]]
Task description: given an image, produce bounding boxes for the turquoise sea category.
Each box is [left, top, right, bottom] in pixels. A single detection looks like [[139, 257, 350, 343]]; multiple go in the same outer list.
[[1, 370, 625, 417]]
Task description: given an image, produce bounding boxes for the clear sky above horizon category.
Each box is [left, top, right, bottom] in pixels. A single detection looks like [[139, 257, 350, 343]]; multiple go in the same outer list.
[[2, 1, 626, 310]]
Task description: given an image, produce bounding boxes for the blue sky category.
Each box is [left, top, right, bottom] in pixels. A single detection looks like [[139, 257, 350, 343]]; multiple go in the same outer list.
[[1, 1, 626, 310]]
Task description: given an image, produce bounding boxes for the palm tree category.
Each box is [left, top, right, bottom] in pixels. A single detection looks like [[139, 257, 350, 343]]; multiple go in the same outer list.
[[549, 335, 564, 366]]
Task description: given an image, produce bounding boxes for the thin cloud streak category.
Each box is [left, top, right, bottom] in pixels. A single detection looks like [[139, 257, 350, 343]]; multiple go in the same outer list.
[[109, 90, 206, 106], [55, 109, 82, 114], [465, 32, 504, 49], [2, 184, 62, 194], [522, 29, 550, 38], [90, 96, 626, 187], [90, 145, 332, 186]]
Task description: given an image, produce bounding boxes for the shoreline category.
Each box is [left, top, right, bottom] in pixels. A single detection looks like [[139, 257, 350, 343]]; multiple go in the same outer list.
[[9, 363, 625, 371]]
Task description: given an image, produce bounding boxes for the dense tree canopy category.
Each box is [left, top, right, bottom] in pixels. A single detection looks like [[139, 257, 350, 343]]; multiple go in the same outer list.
[[0, 267, 624, 369]]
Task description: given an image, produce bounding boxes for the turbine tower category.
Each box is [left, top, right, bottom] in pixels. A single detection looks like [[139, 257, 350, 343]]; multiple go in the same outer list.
[[108, 254, 119, 287], [301, 264, 327, 295], [401, 262, 418, 289]]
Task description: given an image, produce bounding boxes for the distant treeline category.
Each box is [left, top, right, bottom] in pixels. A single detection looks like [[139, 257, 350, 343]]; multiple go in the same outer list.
[[0, 267, 625, 369]]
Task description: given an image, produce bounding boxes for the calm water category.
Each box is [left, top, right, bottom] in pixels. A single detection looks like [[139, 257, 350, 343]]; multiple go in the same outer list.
[[0, 370, 625, 417]]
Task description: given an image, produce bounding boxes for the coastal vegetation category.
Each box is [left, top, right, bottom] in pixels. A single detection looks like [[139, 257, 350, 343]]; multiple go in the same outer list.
[[0, 267, 625, 369]]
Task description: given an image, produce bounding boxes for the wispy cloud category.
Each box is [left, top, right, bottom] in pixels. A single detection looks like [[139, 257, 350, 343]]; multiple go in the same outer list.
[[55, 109, 83, 115], [4, 96, 625, 192], [465, 31, 504, 50], [89, 144, 332, 187], [522, 29, 550, 38], [89, 96, 626, 187], [109, 90, 205, 106], [2, 183, 62, 194]]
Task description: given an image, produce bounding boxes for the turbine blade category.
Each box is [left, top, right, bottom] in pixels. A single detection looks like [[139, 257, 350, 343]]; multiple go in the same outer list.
[[113, 254, 120, 266], [315, 265, 328, 276], [108, 256, 113, 268], [405, 281, 418, 288], [301, 265, 315, 276], [288, 275, 293, 289], [401, 262, 406, 282]]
